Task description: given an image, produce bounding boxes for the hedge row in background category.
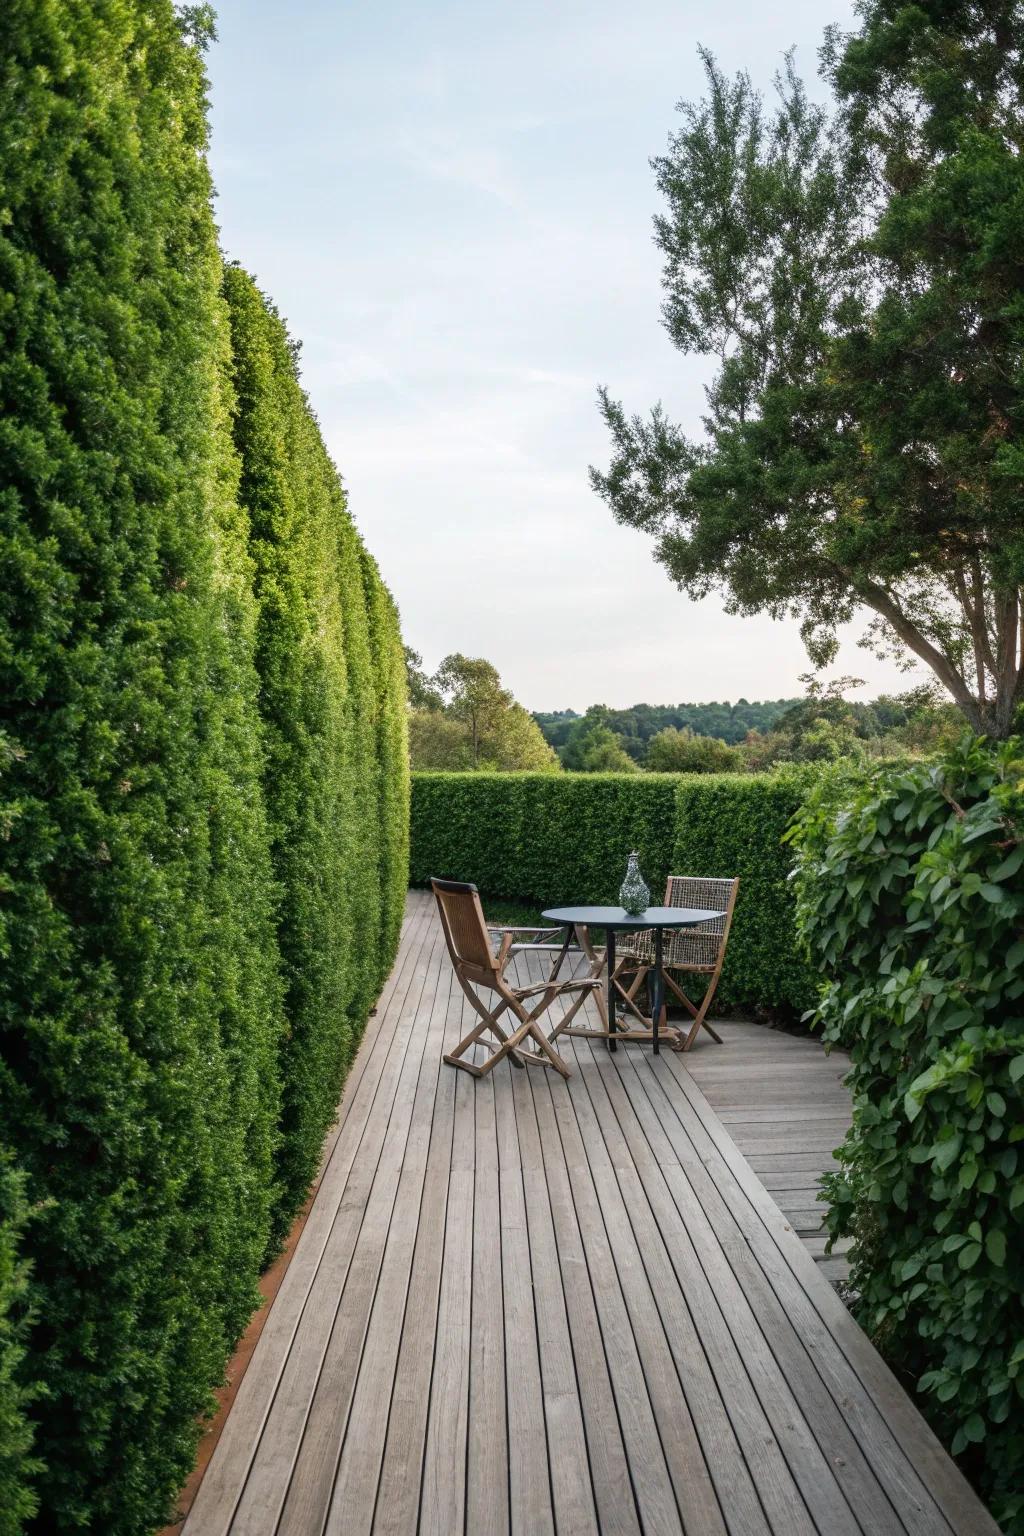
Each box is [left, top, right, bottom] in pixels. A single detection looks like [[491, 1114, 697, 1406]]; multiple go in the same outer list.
[[410, 770, 817, 1013], [0, 7, 407, 1532], [790, 738, 1024, 1533]]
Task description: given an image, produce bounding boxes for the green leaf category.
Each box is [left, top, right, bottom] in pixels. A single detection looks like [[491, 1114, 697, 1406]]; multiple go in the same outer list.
[[986, 1229, 1007, 1267], [989, 846, 1023, 881], [934, 1135, 963, 1172], [958, 1242, 982, 1270]]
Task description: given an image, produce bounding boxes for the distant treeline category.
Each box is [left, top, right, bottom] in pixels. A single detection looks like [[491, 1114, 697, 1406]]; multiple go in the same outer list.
[[534, 700, 800, 756]]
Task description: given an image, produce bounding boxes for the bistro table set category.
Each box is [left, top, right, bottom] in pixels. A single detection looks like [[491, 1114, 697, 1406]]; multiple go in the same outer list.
[[432, 866, 739, 1079]]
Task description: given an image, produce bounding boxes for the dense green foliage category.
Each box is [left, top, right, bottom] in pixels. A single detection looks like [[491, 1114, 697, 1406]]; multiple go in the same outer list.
[[368, 571, 411, 991], [670, 773, 817, 1012], [537, 691, 960, 771], [561, 717, 640, 773], [535, 699, 799, 755], [407, 652, 558, 771], [0, 8, 407, 1531], [411, 770, 816, 1013], [790, 739, 1024, 1530], [594, 3, 1024, 737], [0, 1154, 37, 1535], [0, 5, 282, 1525], [646, 727, 740, 773], [224, 265, 406, 1226]]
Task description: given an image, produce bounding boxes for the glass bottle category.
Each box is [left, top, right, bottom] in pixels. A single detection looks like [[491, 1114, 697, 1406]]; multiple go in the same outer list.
[[619, 851, 650, 915]]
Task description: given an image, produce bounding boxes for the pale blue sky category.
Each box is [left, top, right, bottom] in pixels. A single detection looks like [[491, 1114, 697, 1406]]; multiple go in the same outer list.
[[206, 0, 915, 711]]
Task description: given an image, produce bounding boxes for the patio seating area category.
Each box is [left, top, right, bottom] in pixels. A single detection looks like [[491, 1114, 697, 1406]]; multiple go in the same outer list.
[[182, 889, 999, 1536]]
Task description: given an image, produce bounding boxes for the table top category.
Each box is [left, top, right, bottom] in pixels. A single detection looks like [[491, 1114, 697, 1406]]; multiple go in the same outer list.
[[541, 905, 724, 930]]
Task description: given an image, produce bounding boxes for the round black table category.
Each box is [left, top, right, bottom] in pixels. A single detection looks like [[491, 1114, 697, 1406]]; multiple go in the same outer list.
[[541, 905, 724, 1055]]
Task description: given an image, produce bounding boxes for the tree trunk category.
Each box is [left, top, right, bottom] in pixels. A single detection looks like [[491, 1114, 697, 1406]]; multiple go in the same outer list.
[[854, 575, 1023, 740]]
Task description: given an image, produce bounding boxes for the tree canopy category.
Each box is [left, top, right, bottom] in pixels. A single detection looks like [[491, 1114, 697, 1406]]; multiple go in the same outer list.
[[593, 2, 1024, 738], [646, 727, 741, 773], [407, 653, 559, 772], [535, 698, 798, 756]]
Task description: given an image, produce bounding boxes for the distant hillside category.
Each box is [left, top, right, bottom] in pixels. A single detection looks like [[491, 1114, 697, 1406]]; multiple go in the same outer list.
[[533, 699, 801, 757]]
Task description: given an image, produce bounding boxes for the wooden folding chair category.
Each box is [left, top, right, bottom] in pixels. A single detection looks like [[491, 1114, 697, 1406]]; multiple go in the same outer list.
[[613, 876, 739, 1052], [432, 879, 600, 1079]]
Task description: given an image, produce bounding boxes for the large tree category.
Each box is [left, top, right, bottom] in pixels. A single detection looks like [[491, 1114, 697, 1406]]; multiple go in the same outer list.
[[409, 653, 558, 770], [593, 3, 1024, 738]]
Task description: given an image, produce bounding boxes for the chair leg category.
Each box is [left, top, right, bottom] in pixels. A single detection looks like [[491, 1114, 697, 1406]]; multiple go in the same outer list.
[[504, 1014, 572, 1078], [520, 1021, 572, 1078], [444, 1012, 523, 1073], [611, 961, 652, 1024], [674, 972, 724, 1052], [547, 984, 598, 1041]]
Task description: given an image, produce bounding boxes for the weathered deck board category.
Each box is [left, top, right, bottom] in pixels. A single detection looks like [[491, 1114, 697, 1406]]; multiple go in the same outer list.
[[685, 1019, 854, 1281], [182, 891, 1000, 1536]]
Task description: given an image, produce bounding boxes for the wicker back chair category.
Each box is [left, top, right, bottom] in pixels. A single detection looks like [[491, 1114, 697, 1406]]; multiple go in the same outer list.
[[432, 879, 599, 1078], [615, 875, 739, 1051]]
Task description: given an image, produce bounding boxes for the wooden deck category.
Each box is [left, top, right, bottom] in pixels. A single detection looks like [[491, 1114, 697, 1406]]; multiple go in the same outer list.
[[182, 890, 999, 1536], [686, 1023, 854, 1286]]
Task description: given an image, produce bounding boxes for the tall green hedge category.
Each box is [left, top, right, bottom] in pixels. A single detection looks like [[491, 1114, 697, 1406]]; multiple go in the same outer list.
[[410, 770, 816, 1013], [790, 739, 1024, 1532], [364, 551, 410, 983], [0, 5, 282, 1525], [0, 1152, 37, 1536], [0, 7, 407, 1530], [224, 266, 407, 1225]]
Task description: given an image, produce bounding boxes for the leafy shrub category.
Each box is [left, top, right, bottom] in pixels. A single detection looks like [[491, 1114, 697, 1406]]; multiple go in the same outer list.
[[647, 727, 740, 773], [0, 9, 407, 1530], [410, 770, 817, 1013], [790, 738, 1024, 1531]]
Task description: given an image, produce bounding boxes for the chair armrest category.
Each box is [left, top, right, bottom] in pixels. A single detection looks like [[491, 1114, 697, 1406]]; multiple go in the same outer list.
[[514, 977, 601, 998], [487, 925, 561, 936]]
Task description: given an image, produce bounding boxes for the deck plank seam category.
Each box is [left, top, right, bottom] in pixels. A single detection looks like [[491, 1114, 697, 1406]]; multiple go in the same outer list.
[[315, 956, 457, 1536], [183, 904, 439, 1535], [369, 970, 469, 1536], [570, 1026, 823, 1536], [659, 1055, 962, 1535], [261, 924, 450, 1536], [592, 1035, 865, 1536], [632, 1050, 922, 1535], [553, 1028, 720, 1535]]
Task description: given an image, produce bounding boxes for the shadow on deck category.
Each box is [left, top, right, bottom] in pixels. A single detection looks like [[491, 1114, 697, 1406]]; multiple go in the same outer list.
[[182, 889, 998, 1536]]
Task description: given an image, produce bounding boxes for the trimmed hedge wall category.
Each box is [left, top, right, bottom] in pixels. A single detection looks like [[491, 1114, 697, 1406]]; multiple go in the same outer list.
[[410, 770, 816, 1013], [0, 8, 408, 1531], [223, 266, 407, 1228], [790, 739, 1024, 1532], [0, 1153, 36, 1536]]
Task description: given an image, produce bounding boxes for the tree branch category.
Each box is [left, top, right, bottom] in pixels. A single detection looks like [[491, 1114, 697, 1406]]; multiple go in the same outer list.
[[851, 573, 984, 729]]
